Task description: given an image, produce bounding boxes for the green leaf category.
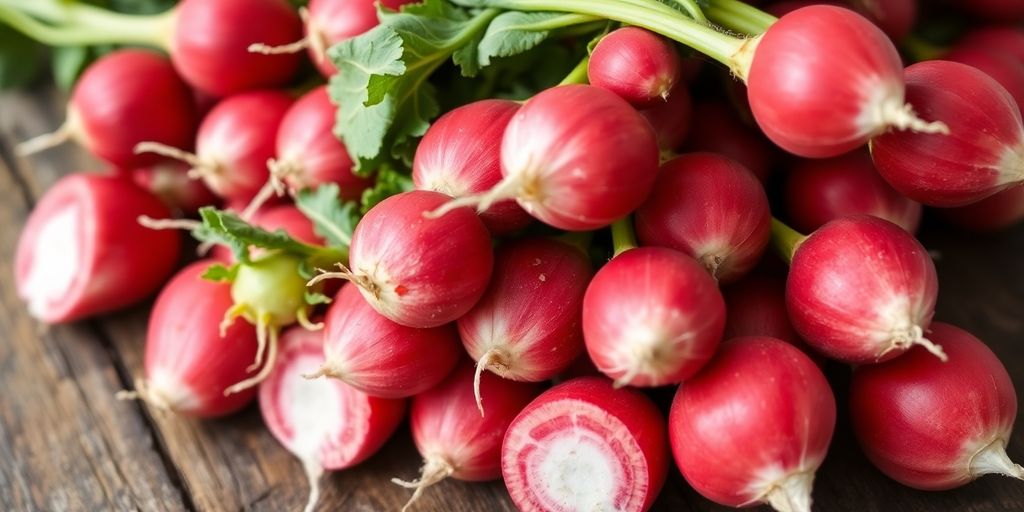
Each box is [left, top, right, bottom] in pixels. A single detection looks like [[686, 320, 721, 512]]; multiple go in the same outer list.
[[304, 291, 332, 306], [477, 12, 563, 67], [50, 46, 94, 91], [295, 184, 360, 249], [0, 24, 43, 89], [196, 207, 320, 263], [360, 166, 414, 215], [201, 263, 238, 283]]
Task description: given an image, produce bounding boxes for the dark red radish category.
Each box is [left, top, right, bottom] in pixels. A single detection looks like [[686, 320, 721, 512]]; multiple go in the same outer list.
[[951, 0, 1024, 21], [429, 85, 659, 231], [305, 284, 461, 398], [587, 27, 682, 108], [392, 361, 542, 510], [457, 237, 592, 414], [846, 0, 916, 41], [261, 326, 406, 512], [944, 185, 1024, 232], [669, 337, 836, 512], [784, 150, 922, 233], [871, 61, 1024, 207], [783, 215, 941, 363], [583, 247, 725, 387], [635, 153, 771, 283], [15, 174, 180, 324], [117, 261, 258, 417], [413, 99, 531, 234], [310, 190, 493, 328], [131, 161, 218, 215], [683, 102, 775, 183], [638, 83, 692, 152], [850, 322, 1024, 490], [722, 275, 801, 346], [17, 50, 196, 169], [501, 377, 669, 512], [958, 27, 1024, 64], [210, 204, 326, 263], [944, 47, 1024, 110]]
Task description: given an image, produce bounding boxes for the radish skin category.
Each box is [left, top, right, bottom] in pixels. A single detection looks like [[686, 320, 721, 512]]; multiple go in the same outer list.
[[131, 161, 218, 215], [723, 275, 801, 346], [638, 83, 692, 152], [683, 102, 776, 183], [944, 47, 1024, 111], [588, 27, 682, 108], [944, 185, 1024, 231]]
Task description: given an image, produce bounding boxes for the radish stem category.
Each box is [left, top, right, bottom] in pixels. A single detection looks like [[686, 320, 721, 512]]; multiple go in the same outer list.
[[703, 0, 777, 34], [0, 2, 172, 48], [611, 217, 638, 256], [559, 56, 591, 86], [770, 218, 805, 263]]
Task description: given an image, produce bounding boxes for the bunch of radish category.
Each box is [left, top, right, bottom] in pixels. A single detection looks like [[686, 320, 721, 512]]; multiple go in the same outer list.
[[7, 0, 1024, 510]]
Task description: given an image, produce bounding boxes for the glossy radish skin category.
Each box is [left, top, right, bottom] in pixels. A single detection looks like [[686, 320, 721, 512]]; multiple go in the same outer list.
[[413, 99, 531, 234], [871, 61, 1024, 207], [307, 284, 461, 398], [300, 0, 418, 76], [944, 47, 1024, 110], [131, 161, 218, 215], [260, 326, 406, 512], [639, 83, 692, 152], [124, 261, 259, 417], [722, 275, 801, 346], [15, 174, 180, 323], [636, 153, 771, 283], [458, 237, 592, 412], [588, 27, 682, 108], [502, 377, 669, 512], [583, 247, 725, 387], [850, 323, 1024, 490], [171, 0, 303, 96], [747, 5, 944, 158], [683, 102, 775, 183], [786, 215, 940, 363], [784, 150, 922, 233], [944, 185, 1024, 231], [959, 27, 1024, 64], [669, 337, 836, 512]]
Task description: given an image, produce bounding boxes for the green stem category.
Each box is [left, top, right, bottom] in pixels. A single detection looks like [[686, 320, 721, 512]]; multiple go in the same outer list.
[[0, 1, 173, 49], [559, 56, 590, 85], [611, 217, 638, 257], [518, 12, 603, 31], [770, 218, 806, 264], [902, 35, 945, 63], [668, 0, 708, 24], [704, 0, 776, 34]]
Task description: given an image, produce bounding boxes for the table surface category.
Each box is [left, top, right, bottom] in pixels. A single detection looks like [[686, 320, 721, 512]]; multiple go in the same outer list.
[[1, 88, 1024, 512]]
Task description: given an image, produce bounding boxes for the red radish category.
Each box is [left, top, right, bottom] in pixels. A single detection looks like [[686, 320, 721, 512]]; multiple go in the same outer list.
[[850, 322, 1024, 490], [457, 237, 592, 414], [784, 150, 922, 233], [310, 190, 493, 328], [136, 90, 293, 203], [944, 47, 1024, 110], [501, 377, 669, 512], [429, 85, 659, 231], [635, 153, 771, 283], [764, 1, 822, 17], [683, 102, 775, 183], [583, 247, 725, 387], [722, 275, 801, 346], [392, 361, 542, 510], [17, 50, 196, 169], [846, 0, 916, 41], [638, 83, 692, 152], [871, 61, 1024, 207], [131, 161, 219, 215], [304, 284, 461, 398], [784, 215, 941, 363], [261, 326, 406, 512], [210, 204, 326, 263], [959, 27, 1024, 64], [413, 99, 531, 235], [951, 0, 1024, 21], [746, 5, 947, 158], [669, 337, 836, 512], [587, 27, 682, 108], [117, 261, 258, 417], [15, 174, 180, 324], [944, 185, 1024, 231]]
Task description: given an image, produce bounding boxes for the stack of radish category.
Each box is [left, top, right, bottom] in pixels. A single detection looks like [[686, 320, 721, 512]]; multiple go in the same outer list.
[[6, 0, 1024, 510]]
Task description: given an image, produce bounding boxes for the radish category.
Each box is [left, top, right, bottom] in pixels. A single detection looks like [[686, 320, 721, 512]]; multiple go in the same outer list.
[[260, 326, 406, 512], [781, 215, 942, 363], [457, 237, 592, 414], [210, 204, 325, 263], [17, 49, 196, 169], [413, 99, 531, 235], [310, 190, 493, 328], [392, 361, 542, 510], [501, 377, 669, 512], [959, 27, 1024, 64], [587, 27, 682, 108], [683, 101, 775, 183], [117, 261, 258, 417], [944, 185, 1024, 232], [135, 90, 293, 203], [583, 246, 725, 387], [131, 161, 218, 215], [304, 283, 461, 398], [944, 46, 1024, 110], [850, 322, 1024, 490], [635, 152, 771, 283], [784, 150, 922, 233], [871, 60, 1024, 207], [669, 337, 836, 512], [15, 173, 180, 324], [846, 0, 916, 41], [428, 84, 659, 231], [722, 275, 801, 346], [951, 0, 1024, 21], [638, 83, 692, 152]]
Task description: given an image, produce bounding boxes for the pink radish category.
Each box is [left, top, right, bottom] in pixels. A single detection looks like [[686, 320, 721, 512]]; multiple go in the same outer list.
[[583, 246, 725, 387], [429, 84, 659, 231], [210, 204, 326, 263], [392, 361, 542, 510], [17, 50, 196, 169], [782, 215, 941, 363], [635, 152, 771, 283], [413, 99, 531, 235], [850, 322, 1024, 490], [304, 283, 461, 398], [959, 27, 1024, 64], [117, 261, 258, 417], [457, 237, 592, 414], [846, 0, 917, 41], [587, 27, 682, 108], [944, 46, 1024, 110], [951, 0, 1024, 21], [131, 161, 218, 215], [310, 190, 493, 328], [722, 275, 801, 346], [683, 101, 775, 183], [638, 83, 692, 152], [260, 326, 406, 512], [15, 173, 180, 323], [944, 185, 1024, 231], [871, 60, 1024, 207], [669, 337, 836, 512], [501, 377, 669, 512], [784, 150, 922, 233]]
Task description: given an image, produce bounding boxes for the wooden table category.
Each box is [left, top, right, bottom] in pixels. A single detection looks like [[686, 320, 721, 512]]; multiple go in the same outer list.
[[2, 88, 1023, 512]]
